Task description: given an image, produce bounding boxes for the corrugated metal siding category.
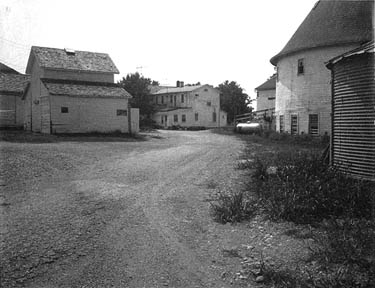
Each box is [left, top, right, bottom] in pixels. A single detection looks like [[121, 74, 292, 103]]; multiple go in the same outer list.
[[332, 53, 375, 180]]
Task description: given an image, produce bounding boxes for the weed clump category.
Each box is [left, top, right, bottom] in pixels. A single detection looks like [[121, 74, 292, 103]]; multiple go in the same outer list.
[[210, 191, 255, 224]]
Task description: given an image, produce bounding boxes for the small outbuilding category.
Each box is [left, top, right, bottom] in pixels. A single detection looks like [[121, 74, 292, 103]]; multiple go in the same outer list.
[[0, 63, 30, 128], [326, 41, 375, 181]]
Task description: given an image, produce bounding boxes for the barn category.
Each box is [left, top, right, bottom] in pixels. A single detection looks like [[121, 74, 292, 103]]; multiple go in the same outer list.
[[326, 41, 375, 181], [270, 0, 373, 136], [23, 46, 137, 134]]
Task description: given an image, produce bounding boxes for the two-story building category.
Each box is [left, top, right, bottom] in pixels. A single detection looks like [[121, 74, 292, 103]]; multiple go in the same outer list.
[[254, 74, 276, 130], [150, 82, 227, 128], [23, 46, 138, 134]]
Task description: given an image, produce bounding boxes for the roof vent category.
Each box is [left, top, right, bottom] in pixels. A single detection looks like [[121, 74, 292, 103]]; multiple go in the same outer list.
[[64, 48, 76, 55]]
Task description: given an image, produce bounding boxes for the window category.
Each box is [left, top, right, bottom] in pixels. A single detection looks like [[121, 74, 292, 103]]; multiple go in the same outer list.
[[161, 95, 164, 104], [161, 116, 164, 124], [195, 93, 199, 97], [174, 95, 176, 106], [181, 94, 184, 103], [195, 113, 198, 121], [297, 59, 304, 75], [174, 114, 178, 122], [204, 88, 208, 92], [61, 107, 69, 113], [212, 112, 217, 122], [117, 109, 127, 116], [170, 95, 173, 103], [182, 114, 186, 122], [291, 115, 298, 135], [309, 114, 319, 136], [156, 96, 159, 104], [207, 101, 211, 106], [279, 115, 284, 133]]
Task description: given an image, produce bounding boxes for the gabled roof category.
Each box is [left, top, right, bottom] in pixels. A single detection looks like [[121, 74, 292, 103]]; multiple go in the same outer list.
[[326, 40, 375, 68], [0, 63, 20, 74], [255, 74, 276, 91], [151, 84, 214, 95], [26, 46, 119, 74], [270, 0, 374, 65], [0, 73, 30, 96], [41, 79, 131, 99]]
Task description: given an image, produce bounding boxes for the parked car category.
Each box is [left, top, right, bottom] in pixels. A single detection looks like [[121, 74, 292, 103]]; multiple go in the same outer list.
[[235, 121, 262, 134]]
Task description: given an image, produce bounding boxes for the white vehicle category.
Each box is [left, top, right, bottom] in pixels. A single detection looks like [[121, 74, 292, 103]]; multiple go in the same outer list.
[[235, 121, 262, 134]]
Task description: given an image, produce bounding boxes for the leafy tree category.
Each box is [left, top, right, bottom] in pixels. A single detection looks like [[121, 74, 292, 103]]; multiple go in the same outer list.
[[218, 81, 252, 123], [118, 72, 159, 117]]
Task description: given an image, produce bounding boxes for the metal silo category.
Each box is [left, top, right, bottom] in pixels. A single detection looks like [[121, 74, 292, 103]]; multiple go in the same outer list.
[[326, 41, 375, 180]]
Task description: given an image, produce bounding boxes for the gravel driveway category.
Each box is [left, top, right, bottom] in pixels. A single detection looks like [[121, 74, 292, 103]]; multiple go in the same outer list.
[[1, 130, 250, 287]]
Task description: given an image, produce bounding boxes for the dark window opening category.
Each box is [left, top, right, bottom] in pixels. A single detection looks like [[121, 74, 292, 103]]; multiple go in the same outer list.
[[291, 115, 298, 135], [182, 114, 186, 122], [61, 107, 69, 113], [195, 113, 198, 121], [279, 115, 284, 133], [161, 95, 164, 104], [204, 88, 208, 92], [170, 95, 173, 103], [117, 109, 127, 116], [181, 94, 184, 103], [174, 114, 178, 122], [309, 114, 319, 136], [297, 59, 304, 75], [212, 112, 217, 122], [161, 116, 164, 124], [207, 101, 211, 106]]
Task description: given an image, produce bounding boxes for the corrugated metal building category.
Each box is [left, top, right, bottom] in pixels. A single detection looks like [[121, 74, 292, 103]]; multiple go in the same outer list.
[[326, 41, 375, 181]]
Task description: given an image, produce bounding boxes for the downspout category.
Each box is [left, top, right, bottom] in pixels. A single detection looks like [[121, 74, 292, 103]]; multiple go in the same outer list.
[[128, 101, 132, 135], [330, 67, 334, 166]]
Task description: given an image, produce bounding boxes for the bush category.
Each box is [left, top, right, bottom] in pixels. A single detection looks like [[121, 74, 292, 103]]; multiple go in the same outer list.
[[251, 151, 373, 223], [210, 191, 255, 224]]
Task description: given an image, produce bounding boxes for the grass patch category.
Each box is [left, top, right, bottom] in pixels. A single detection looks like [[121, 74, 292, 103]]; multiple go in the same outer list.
[[209, 191, 256, 224]]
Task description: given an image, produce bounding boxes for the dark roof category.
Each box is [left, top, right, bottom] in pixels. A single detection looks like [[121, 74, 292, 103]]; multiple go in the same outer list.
[[0, 63, 20, 74], [255, 75, 276, 91], [26, 46, 119, 74], [0, 73, 30, 95], [270, 0, 374, 65], [41, 79, 131, 99], [152, 84, 214, 95], [326, 40, 375, 68]]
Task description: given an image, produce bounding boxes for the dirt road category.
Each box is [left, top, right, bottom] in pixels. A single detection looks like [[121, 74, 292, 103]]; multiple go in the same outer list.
[[1, 130, 252, 287]]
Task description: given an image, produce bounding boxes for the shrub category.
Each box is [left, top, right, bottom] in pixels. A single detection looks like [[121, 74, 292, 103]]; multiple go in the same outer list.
[[251, 151, 373, 223], [210, 191, 255, 224]]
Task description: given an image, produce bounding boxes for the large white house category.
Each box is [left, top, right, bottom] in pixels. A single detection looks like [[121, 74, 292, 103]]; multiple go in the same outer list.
[[270, 0, 373, 136], [150, 82, 227, 128]]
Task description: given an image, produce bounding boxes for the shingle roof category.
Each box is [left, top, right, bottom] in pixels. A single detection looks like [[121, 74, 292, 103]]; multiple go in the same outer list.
[[41, 79, 131, 99], [0, 63, 20, 74], [152, 84, 208, 95], [255, 75, 276, 91], [27, 46, 119, 74], [270, 0, 374, 65], [0, 73, 30, 95]]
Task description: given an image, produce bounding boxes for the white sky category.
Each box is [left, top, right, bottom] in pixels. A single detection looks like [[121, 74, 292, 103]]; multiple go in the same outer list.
[[0, 0, 317, 107]]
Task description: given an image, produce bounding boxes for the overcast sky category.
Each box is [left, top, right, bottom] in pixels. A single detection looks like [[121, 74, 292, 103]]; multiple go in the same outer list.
[[0, 0, 317, 107]]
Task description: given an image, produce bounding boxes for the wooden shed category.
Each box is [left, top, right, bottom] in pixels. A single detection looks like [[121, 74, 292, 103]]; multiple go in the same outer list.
[[326, 41, 375, 181]]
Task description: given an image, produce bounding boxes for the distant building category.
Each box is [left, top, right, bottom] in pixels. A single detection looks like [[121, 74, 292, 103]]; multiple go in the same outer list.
[[326, 41, 375, 181], [23, 46, 138, 134], [270, 0, 373, 136], [0, 63, 30, 128], [255, 74, 276, 130], [150, 81, 227, 128]]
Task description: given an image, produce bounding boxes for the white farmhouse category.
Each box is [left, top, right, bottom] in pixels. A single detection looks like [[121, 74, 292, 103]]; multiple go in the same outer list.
[[150, 82, 227, 129]]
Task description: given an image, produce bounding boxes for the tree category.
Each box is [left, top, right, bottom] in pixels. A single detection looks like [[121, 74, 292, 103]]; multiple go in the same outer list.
[[218, 81, 252, 123], [118, 72, 159, 117]]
